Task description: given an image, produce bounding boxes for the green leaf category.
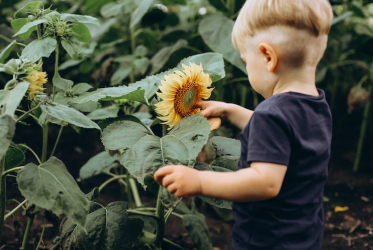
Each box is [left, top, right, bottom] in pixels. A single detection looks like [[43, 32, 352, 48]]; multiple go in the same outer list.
[[183, 212, 213, 250], [40, 103, 100, 130], [79, 151, 117, 180], [150, 39, 188, 75], [168, 114, 210, 166], [17, 157, 89, 228], [101, 120, 151, 151], [14, 1, 42, 17], [199, 13, 247, 74], [13, 19, 48, 37], [100, 2, 129, 18], [134, 45, 148, 57], [0, 40, 17, 64], [60, 13, 100, 26], [134, 57, 150, 75], [0, 115, 15, 161], [72, 85, 148, 105], [0, 90, 10, 106], [118, 134, 189, 188], [5, 81, 29, 116], [210, 155, 239, 171], [72, 101, 98, 113], [180, 53, 225, 83], [98, 115, 144, 130], [110, 63, 132, 85], [86, 106, 119, 120], [209, 136, 241, 157], [71, 23, 92, 43], [73, 83, 92, 95], [130, 0, 154, 28], [53, 72, 74, 91], [11, 18, 36, 40], [61, 38, 83, 60], [5, 144, 25, 171], [21, 37, 56, 62], [57, 201, 143, 250]]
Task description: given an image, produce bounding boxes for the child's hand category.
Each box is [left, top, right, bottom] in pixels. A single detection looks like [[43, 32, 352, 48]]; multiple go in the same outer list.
[[154, 165, 202, 198], [196, 101, 228, 120]]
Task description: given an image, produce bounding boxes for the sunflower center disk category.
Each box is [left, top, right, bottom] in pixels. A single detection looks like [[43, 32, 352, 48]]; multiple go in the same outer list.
[[174, 84, 200, 117]]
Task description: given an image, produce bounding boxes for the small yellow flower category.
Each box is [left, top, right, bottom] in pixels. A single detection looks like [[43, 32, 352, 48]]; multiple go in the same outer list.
[[155, 62, 213, 129], [24, 69, 47, 98]]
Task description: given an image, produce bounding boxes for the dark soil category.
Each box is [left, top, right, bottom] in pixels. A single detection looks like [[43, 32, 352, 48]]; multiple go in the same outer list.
[[1, 122, 373, 250]]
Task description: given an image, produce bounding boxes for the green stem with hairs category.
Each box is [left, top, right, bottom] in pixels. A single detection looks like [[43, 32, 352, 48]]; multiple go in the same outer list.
[[50, 125, 64, 158], [53, 40, 60, 101], [16, 105, 40, 123], [2, 166, 24, 177], [353, 81, 373, 172], [98, 175, 127, 192], [129, 178, 142, 207], [22, 214, 35, 250], [18, 144, 41, 165], [154, 186, 165, 247], [126, 171, 134, 208], [35, 218, 46, 250], [41, 123, 49, 163], [4, 199, 27, 220], [0, 157, 6, 244]]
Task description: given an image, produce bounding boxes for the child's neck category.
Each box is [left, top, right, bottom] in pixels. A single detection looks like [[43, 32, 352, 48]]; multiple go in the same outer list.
[[272, 65, 318, 97]]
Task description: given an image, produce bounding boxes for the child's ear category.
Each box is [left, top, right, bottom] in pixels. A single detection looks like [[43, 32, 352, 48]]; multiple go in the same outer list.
[[258, 43, 277, 72]]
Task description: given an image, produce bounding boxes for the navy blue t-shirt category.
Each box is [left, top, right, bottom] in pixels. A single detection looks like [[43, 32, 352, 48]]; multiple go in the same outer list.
[[232, 89, 332, 250]]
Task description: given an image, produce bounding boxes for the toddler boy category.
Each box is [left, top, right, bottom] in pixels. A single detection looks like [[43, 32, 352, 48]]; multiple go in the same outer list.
[[154, 0, 333, 249]]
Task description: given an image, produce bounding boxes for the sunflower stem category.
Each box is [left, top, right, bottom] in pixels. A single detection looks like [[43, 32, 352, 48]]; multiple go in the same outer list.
[[22, 214, 35, 250], [41, 123, 49, 163], [50, 125, 64, 158], [53, 40, 60, 101], [4, 199, 27, 220], [130, 25, 136, 83], [0, 157, 6, 244]]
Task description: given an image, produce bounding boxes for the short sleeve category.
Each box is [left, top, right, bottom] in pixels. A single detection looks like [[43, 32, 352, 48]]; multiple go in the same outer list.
[[247, 110, 292, 166]]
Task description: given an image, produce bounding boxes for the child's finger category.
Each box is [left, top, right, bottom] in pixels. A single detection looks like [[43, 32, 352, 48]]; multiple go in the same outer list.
[[161, 174, 174, 188], [154, 165, 175, 181], [195, 101, 206, 109], [166, 183, 177, 194]]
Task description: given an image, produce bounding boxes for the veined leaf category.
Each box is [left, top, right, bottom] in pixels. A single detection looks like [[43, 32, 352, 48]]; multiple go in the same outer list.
[[71, 23, 92, 43], [17, 157, 89, 228], [53, 72, 74, 91], [61, 38, 83, 60], [40, 102, 100, 130], [14, 1, 42, 17], [5, 143, 25, 171], [11, 18, 36, 40], [210, 136, 241, 157], [72, 83, 92, 95], [61, 13, 100, 26], [79, 151, 117, 180], [13, 19, 48, 37], [199, 13, 247, 74], [0, 115, 15, 161], [0, 40, 17, 64], [54, 201, 143, 250], [21, 37, 56, 62], [183, 212, 213, 250], [86, 106, 119, 120], [0, 90, 10, 106], [5, 81, 29, 116]]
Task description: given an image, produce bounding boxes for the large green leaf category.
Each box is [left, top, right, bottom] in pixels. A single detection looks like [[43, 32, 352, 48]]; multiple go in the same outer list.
[[168, 114, 210, 166], [86, 106, 119, 120], [0, 90, 10, 106], [40, 103, 100, 130], [21, 37, 56, 62], [13, 19, 48, 37], [118, 134, 190, 188], [101, 120, 151, 151], [79, 151, 117, 180], [110, 62, 132, 85], [210, 155, 239, 171], [5, 143, 25, 171], [71, 85, 148, 105], [14, 1, 41, 17], [17, 157, 89, 228], [130, 0, 154, 28], [180, 53, 225, 83], [199, 13, 247, 74], [149, 39, 188, 75], [54, 201, 143, 250], [60, 13, 100, 26], [53, 72, 74, 91], [183, 212, 213, 250], [11, 18, 36, 40], [100, 2, 134, 18], [71, 23, 92, 43], [209, 136, 241, 157], [5, 81, 29, 116], [61, 38, 83, 60], [0, 40, 17, 64], [0, 115, 15, 161]]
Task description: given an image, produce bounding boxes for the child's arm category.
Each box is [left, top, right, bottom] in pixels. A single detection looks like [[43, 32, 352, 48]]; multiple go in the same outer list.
[[154, 162, 287, 202], [196, 101, 254, 130]]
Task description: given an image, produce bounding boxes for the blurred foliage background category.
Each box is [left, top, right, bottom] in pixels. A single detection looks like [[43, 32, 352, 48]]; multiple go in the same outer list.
[[1, 0, 373, 173]]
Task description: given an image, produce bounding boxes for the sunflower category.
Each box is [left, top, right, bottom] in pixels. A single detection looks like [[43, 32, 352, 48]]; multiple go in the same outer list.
[[155, 62, 213, 129], [24, 69, 47, 98]]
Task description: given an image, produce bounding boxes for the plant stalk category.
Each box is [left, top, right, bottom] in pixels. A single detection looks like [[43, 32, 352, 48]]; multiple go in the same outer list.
[[53, 41, 60, 101], [35, 218, 46, 250], [130, 26, 136, 83], [41, 123, 49, 163], [4, 199, 28, 220], [21, 214, 35, 250], [353, 82, 373, 172], [98, 174, 127, 192], [50, 125, 64, 158], [18, 144, 41, 165], [129, 178, 142, 207], [126, 171, 134, 208], [240, 86, 247, 108], [227, 0, 236, 17], [154, 186, 165, 247], [0, 157, 6, 244]]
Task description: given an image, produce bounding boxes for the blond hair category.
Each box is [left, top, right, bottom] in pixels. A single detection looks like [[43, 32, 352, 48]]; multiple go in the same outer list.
[[232, 0, 333, 67]]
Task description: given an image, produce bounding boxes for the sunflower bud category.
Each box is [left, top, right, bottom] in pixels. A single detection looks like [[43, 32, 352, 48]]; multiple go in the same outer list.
[[22, 69, 48, 99], [348, 85, 371, 113]]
